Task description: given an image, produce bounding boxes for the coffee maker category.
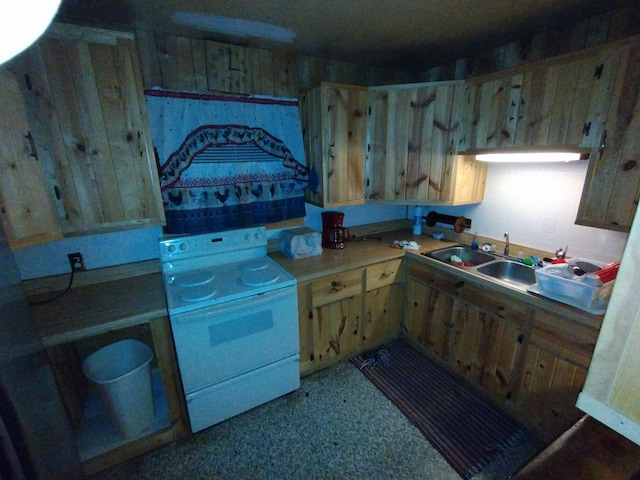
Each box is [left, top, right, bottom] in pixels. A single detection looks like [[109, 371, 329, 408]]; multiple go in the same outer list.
[[321, 211, 350, 249]]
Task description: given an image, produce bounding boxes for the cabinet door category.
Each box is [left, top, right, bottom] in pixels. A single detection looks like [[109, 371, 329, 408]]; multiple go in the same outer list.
[[577, 42, 640, 232], [301, 83, 366, 207], [363, 259, 404, 348], [366, 82, 461, 202], [403, 275, 455, 361], [16, 29, 165, 238], [312, 294, 362, 366], [310, 268, 364, 367], [471, 73, 524, 149], [363, 283, 403, 348], [514, 309, 597, 441], [0, 64, 63, 249], [469, 48, 618, 150], [516, 344, 588, 441], [449, 301, 521, 398]]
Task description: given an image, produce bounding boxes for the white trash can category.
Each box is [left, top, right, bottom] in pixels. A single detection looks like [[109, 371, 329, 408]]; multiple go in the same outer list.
[[82, 339, 155, 438]]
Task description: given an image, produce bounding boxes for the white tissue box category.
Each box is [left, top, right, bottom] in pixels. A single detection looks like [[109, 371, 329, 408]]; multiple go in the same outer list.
[[279, 227, 323, 259]]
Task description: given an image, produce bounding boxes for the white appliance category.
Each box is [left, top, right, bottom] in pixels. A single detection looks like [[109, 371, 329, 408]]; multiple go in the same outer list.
[[159, 226, 300, 433]]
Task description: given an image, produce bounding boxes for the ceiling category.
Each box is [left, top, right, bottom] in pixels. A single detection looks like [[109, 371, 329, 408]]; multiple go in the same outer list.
[[55, 0, 634, 72]]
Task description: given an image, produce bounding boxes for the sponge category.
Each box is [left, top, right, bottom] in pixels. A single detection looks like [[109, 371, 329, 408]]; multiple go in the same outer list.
[[450, 255, 463, 263]]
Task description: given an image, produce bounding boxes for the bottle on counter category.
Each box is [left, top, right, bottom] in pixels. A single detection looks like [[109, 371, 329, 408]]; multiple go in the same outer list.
[[413, 206, 423, 235], [471, 232, 479, 250]]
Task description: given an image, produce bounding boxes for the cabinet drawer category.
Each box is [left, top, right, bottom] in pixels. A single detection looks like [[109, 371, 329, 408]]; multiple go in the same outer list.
[[366, 259, 403, 291], [408, 261, 466, 295], [311, 268, 364, 308]]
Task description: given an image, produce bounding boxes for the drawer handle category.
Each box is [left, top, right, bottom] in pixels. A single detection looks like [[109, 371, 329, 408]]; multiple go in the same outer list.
[[380, 270, 394, 278], [331, 281, 346, 291]]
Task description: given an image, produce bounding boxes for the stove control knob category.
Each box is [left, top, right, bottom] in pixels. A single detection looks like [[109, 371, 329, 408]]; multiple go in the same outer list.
[[244, 234, 250, 241], [179, 243, 188, 251], [167, 244, 177, 253]]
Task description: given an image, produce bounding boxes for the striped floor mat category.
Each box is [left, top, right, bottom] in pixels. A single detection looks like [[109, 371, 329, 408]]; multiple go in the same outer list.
[[350, 339, 533, 479]]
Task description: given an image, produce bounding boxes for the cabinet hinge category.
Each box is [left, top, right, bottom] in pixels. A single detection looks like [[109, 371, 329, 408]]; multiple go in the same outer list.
[[368, 106, 371, 116], [366, 178, 370, 187], [599, 129, 607, 155], [517, 333, 524, 344], [583, 122, 592, 137], [506, 391, 512, 400], [594, 63, 604, 79], [54, 185, 61, 200]]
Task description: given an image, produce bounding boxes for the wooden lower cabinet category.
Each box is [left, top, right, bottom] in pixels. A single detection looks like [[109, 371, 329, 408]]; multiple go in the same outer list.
[[403, 258, 598, 441], [298, 259, 404, 375], [404, 263, 524, 401], [363, 283, 403, 348], [514, 309, 598, 441]]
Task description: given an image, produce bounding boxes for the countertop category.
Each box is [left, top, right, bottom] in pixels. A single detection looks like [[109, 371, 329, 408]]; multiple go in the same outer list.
[[272, 227, 603, 328], [29, 272, 168, 347], [29, 227, 602, 347], [269, 228, 450, 282]]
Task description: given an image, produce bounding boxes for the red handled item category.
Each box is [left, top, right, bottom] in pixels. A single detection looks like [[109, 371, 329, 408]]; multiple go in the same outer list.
[[593, 261, 620, 284]]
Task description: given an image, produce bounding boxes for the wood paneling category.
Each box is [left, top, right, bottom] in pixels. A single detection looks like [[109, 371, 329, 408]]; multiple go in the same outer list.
[[137, 32, 416, 96], [418, 3, 640, 82]]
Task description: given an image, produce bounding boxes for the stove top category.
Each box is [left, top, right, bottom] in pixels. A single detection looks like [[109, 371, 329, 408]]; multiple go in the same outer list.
[[159, 227, 296, 314]]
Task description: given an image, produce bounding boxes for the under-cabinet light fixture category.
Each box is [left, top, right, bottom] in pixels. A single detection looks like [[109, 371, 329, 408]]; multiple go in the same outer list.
[[172, 12, 296, 43], [475, 152, 587, 163]]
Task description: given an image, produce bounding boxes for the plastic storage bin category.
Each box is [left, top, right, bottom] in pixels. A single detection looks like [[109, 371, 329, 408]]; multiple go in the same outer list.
[[534, 258, 615, 312], [82, 339, 155, 438]]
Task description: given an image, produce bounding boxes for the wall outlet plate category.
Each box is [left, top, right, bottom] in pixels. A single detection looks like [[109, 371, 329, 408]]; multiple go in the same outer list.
[[67, 252, 85, 272]]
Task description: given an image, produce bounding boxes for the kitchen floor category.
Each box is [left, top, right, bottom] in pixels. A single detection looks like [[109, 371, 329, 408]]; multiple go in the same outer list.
[[88, 360, 544, 480]]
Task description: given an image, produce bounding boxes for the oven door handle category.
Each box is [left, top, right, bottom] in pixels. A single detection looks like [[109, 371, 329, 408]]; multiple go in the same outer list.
[[171, 286, 295, 325]]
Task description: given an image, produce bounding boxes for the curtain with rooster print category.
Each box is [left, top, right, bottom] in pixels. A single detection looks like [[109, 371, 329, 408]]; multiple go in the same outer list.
[[145, 89, 308, 234]]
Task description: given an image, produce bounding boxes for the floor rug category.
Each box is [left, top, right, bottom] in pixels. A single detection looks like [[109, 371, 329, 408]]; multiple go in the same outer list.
[[350, 338, 534, 479]]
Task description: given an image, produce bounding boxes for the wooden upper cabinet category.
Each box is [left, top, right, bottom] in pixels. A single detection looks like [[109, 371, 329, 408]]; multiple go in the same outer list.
[[365, 81, 485, 204], [0, 24, 165, 249], [300, 83, 367, 207], [577, 41, 640, 232], [467, 46, 619, 151]]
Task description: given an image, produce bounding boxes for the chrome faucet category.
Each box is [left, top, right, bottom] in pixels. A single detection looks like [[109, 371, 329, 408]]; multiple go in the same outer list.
[[503, 232, 510, 256]]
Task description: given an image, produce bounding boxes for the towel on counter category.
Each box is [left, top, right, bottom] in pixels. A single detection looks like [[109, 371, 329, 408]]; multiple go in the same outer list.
[[391, 240, 420, 250]]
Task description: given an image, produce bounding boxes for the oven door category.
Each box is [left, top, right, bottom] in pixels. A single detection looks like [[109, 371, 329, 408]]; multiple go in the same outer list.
[[170, 285, 299, 394]]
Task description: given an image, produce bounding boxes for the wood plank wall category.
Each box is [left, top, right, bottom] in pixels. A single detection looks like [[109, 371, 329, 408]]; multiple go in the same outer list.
[[418, 3, 640, 81], [134, 3, 640, 95], [134, 28, 416, 96]]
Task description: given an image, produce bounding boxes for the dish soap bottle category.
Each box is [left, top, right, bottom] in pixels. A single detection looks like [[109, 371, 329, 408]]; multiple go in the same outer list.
[[471, 232, 479, 250]]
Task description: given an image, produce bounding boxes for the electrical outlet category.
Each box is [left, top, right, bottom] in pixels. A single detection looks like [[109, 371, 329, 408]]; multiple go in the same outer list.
[[67, 252, 85, 272]]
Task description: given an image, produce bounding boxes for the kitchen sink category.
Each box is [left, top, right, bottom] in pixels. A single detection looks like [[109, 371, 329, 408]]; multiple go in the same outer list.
[[476, 260, 537, 289], [428, 246, 496, 266]]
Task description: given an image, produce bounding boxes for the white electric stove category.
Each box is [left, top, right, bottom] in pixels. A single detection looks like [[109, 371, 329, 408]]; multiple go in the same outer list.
[[159, 226, 300, 433]]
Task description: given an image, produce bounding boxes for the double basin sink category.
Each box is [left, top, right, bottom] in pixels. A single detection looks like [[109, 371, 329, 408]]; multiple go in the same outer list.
[[425, 245, 537, 291]]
